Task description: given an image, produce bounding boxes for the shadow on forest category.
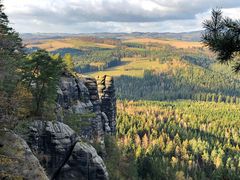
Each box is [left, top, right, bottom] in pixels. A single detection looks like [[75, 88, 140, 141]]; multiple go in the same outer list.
[[115, 73, 240, 102]]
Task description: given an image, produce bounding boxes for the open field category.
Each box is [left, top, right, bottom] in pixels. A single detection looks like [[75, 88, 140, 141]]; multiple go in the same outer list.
[[124, 38, 203, 49], [87, 57, 188, 77], [26, 37, 116, 51], [25, 35, 212, 80], [27, 39, 75, 51], [64, 38, 116, 49], [26, 36, 202, 51]]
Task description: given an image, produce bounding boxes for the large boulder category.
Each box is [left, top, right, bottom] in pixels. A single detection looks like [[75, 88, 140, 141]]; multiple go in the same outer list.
[[27, 121, 109, 180], [0, 130, 48, 180]]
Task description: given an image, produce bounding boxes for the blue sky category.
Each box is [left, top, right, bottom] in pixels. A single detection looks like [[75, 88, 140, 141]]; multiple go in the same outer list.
[[3, 0, 240, 33]]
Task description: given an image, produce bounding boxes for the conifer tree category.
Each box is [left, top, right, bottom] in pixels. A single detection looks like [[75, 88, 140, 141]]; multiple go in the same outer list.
[[0, 0, 23, 90], [21, 50, 64, 116], [0, 1, 28, 128], [202, 9, 240, 72]]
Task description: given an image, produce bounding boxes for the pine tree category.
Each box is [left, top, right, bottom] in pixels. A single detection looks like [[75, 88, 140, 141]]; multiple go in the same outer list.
[[135, 134, 141, 147], [0, 1, 23, 90], [0, 1, 27, 128], [142, 134, 149, 150], [21, 50, 64, 116], [202, 9, 240, 72], [218, 95, 222, 103]]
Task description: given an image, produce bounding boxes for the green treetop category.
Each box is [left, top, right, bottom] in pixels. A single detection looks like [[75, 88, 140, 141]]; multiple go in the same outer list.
[[202, 9, 240, 72], [22, 50, 65, 116], [0, 0, 23, 92]]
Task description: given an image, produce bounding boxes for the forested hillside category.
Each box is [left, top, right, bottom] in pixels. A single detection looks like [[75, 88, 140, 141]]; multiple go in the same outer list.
[[115, 67, 240, 102], [107, 100, 240, 179], [2, 0, 240, 179], [24, 17, 240, 180]]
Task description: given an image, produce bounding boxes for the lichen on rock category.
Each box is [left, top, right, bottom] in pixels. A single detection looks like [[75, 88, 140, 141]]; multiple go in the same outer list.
[[0, 129, 49, 180]]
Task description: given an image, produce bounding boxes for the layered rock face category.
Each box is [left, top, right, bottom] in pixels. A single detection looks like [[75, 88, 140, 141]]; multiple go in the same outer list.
[[83, 76, 105, 141], [56, 72, 95, 140], [56, 72, 116, 141], [97, 75, 116, 133], [20, 73, 115, 179], [27, 121, 109, 180], [0, 130, 49, 180]]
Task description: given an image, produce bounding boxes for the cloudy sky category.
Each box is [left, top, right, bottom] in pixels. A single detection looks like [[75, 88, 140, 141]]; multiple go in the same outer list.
[[3, 0, 240, 33]]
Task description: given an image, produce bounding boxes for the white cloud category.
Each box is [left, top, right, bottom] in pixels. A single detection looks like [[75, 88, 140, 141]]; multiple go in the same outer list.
[[2, 0, 240, 33]]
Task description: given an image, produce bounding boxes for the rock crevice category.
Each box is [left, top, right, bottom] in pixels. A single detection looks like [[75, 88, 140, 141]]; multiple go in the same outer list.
[[97, 75, 116, 134], [56, 73, 116, 140], [27, 121, 109, 180]]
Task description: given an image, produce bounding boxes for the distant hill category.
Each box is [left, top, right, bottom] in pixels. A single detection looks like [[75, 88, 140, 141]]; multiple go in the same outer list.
[[21, 31, 202, 42], [132, 31, 202, 41]]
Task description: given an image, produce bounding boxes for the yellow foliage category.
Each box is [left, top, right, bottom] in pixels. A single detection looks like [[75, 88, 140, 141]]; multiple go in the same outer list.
[[175, 171, 186, 180], [142, 134, 149, 149], [12, 83, 33, 119], [214, 156, 223, 168], [171, 156, 178, 167]]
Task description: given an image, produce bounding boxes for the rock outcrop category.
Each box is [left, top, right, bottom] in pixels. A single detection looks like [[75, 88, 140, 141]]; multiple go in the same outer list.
[[0, 72, 115, 179], [0, 130, 49, 180], [56, 72, 94, 140], [83, 76, 105, 142], [97, 75, 116, 133], [27, 121, 109, 180], [56, 72, 116, 141]]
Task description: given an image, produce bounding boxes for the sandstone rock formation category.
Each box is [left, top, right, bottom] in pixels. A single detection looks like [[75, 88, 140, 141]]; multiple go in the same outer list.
[[0, 130, 49, 180], [83, 76, 105, 142], [0, 72, 115, 180], [27, 121, 109, 180], [56, 72, 116, 141], [56, 72, 102, 142], [97, 75, 116, 133]]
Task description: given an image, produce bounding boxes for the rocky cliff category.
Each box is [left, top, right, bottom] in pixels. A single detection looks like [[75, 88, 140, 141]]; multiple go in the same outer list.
[[25, 72, 115, 180], [56, 72, 116, 142], [1, 72, 116, 180], [0, 130, 49, 180], [27, 121, 109, 180]]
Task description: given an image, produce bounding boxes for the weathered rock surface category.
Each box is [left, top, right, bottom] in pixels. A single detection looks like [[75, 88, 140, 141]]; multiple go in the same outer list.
[[0, 130, 49, 180], [0, 72, 115, 180], [97, 75, 116, 133], [56, 72, 116, 141], [27, 121, 109, 180], [56, 72, 95, 140], [83, 77, 104, 142]]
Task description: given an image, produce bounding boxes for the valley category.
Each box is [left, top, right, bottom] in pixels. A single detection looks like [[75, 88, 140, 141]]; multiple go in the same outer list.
[[116, 100, 240, 179], [1, 1, 240, 179], [24, 34, 240, 179]]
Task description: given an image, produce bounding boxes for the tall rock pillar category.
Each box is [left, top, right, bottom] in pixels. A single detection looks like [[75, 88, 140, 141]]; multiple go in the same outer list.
[[97, 75, 116, 134]]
